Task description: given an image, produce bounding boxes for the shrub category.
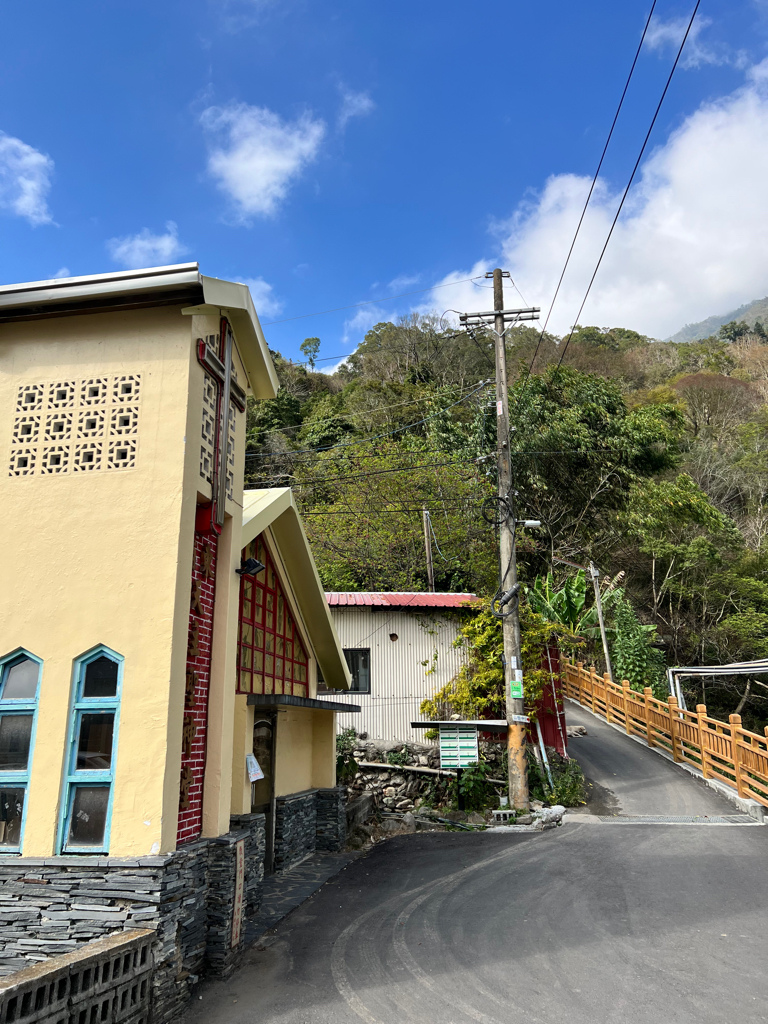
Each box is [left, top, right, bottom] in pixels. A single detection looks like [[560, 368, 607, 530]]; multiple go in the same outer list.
[[456, 760, 495, 812], [527, 747, 585, 806], [336, 728, 358, 783], [386, 749, 408, 767]]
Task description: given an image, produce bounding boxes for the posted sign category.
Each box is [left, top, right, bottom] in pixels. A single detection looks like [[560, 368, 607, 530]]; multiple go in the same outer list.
[[509, 669, 524, 700], [246, 754, 264, 782], [439, 724, 479, 769]]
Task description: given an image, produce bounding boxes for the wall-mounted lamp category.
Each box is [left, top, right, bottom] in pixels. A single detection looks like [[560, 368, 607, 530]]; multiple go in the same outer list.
[[236, 558, 265, 577]]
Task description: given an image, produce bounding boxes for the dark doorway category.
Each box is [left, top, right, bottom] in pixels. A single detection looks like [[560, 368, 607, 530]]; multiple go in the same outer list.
[[252, 713, 277, 873]]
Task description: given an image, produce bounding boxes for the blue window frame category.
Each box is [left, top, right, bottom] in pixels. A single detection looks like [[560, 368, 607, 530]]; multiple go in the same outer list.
[[0, 649, 42, 854], [59, 646, 122, 854]]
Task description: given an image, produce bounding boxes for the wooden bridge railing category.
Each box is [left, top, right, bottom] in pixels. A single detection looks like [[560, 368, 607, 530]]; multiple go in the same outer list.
[[563, 660, 768, 809]]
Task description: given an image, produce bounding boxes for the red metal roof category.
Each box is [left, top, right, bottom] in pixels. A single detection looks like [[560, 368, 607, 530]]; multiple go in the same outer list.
[[325, 592, 478, 608]]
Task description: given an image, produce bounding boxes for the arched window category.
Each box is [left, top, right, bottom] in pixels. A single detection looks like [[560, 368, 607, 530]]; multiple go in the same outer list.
[[0, 650, 42, 853], [59, 647, 122, 854]]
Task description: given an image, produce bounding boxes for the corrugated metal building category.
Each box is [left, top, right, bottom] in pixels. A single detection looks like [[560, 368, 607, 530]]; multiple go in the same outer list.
[[320, 593, 478, 743]]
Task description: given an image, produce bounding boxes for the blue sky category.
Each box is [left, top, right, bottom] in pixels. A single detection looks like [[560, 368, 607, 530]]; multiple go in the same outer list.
[[2, 1, 768, 360]]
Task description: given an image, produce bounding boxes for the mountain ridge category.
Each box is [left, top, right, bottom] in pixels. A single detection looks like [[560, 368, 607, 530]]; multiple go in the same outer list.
[[667, 295, 768, 343]]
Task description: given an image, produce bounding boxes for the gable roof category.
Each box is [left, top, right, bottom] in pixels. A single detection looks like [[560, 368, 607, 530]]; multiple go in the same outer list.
[[242, 489, 351, 692], [326, 592, 478, 608], [0, 262, 278, 399]]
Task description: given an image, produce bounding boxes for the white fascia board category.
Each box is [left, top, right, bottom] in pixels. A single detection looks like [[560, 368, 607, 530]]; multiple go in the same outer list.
[[187, 275, 279, 400], [0, 263, 202, 311]]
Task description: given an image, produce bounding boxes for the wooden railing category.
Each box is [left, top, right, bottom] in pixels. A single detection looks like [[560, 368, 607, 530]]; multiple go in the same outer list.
[[563, 660, 768, 809]]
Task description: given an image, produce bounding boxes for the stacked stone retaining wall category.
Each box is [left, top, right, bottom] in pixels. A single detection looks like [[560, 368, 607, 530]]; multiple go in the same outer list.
[[345, 739, 505, 811]]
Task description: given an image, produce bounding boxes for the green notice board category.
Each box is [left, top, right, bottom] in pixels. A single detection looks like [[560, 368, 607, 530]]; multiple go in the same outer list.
[[509, 669, 524, 699], [439, 724, 479, 769]]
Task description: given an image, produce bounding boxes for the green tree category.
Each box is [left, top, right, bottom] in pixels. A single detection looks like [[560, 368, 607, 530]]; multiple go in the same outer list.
[[508, 366, 682, 561], [610, 596, 666, 696], [719, 320, 751, 343], [300, 337, 321, 370]]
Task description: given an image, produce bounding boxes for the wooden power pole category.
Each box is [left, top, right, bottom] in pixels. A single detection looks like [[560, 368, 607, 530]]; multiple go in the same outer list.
[[460, 273, 540, 809], [492, 269, 527, 809], [423, 508, 435, 592]]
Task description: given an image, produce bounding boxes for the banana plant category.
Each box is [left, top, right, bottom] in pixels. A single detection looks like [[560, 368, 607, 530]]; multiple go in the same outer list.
[[525, 569, 623, 639]]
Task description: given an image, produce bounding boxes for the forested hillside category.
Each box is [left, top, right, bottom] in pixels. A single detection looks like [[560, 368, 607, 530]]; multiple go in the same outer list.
[[667, 295, 768, 344], [246, 314, 768, 729]]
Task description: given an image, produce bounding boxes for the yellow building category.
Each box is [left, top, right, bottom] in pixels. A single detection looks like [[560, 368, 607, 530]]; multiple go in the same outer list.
[[0, 264, 355, 987]]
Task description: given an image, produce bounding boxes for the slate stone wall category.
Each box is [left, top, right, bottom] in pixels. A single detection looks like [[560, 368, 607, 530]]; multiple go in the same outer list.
[[315, 788, 347, 852], [229, 813, 266, 916], [0, 814, 266, 1023], [273, 792, 316, 872]]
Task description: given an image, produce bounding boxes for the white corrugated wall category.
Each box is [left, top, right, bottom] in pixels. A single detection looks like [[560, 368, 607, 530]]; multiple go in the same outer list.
[[322, 606, 469, 743]]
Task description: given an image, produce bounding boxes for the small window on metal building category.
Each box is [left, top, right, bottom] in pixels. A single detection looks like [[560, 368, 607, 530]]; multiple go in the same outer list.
[[343, 649, 371, 694]]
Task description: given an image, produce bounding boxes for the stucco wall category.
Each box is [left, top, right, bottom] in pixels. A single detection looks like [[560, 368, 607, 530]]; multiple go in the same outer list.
[[0, 306, 198, 857]]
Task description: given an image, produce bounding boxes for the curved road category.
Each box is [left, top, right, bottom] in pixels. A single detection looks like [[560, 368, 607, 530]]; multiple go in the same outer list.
[[183, 709, 767, 1024], [564, 701, 736, 816]]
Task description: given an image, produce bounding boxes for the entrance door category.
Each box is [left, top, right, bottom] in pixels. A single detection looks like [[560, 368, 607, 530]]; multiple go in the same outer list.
[[252, 714, 276, 873]]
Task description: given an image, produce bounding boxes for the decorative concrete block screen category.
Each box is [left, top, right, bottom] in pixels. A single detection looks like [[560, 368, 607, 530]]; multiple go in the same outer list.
[[9, 377, 141, 477], [0, 929, 153, 1024]]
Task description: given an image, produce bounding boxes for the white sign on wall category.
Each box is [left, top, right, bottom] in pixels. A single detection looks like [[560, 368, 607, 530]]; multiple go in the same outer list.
[[246, 754, 264, 782], [438, 724, 479, 769]]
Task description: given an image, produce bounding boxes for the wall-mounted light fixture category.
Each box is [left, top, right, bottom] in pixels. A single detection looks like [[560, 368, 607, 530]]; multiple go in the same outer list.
[[236, 558, 265, 577]]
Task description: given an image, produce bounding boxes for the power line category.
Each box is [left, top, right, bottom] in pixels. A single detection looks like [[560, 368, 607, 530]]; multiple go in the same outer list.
[[247, 376, 488, 440], [300, 504, 484, 516], [515, 0, 659, 405], [261, 276, 486, 327], [244, 379, 493, 457], [245, 441, 494, 467], [555, 0, 701, 371], [277, 456, 488, 489]]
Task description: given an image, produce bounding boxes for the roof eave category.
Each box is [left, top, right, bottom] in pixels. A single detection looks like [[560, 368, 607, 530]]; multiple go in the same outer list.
[[0, 263, 279, 401], [241, 489, 352, 692]]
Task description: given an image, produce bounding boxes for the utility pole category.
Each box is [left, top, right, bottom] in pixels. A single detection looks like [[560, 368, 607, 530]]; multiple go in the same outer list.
[[554, 555, 614, 683], [423, 508, 435, 592], [460, 272, 540, 809], [589, 561, 614, 682], [493, 269, 527, 809]]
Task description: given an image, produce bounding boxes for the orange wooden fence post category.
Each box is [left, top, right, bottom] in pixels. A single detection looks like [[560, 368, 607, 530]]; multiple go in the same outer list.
[[729, 714, 746, 797], [697, 704, 710, 778], [577, 661, 585, 705], [622, 680, 632, 734], [590, 666, 598, 715], [643, 687, 654, 746], [668, 695, 681, 762]]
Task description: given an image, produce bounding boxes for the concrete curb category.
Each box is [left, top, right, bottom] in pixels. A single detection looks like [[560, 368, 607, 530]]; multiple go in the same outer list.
[[565, 697, 766, 824]]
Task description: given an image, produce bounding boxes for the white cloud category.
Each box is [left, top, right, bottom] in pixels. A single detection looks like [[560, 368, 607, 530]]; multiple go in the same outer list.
[[216, 0, 281, 32], [342, 305, 386, 348], [51, 267, 70, 279], [238, 276, 282, 318], [645, 15, 740, 69], [337, 88, 375, 131], [0, 132, 54, 226], [106, 221, 188, 269], [201, 103, 325, 220], [388, 273, 421, 291], [425, 64, 768, 340]]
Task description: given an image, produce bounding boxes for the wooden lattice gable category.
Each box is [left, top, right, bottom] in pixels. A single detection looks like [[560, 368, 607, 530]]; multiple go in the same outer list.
[[237, 533, 310, 696]]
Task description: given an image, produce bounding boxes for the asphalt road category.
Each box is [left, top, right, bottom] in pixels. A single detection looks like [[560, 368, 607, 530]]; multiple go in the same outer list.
[[184, 825, 768, 1024], [183, 710, 767, 1023], [564, 701, 737, 816]]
